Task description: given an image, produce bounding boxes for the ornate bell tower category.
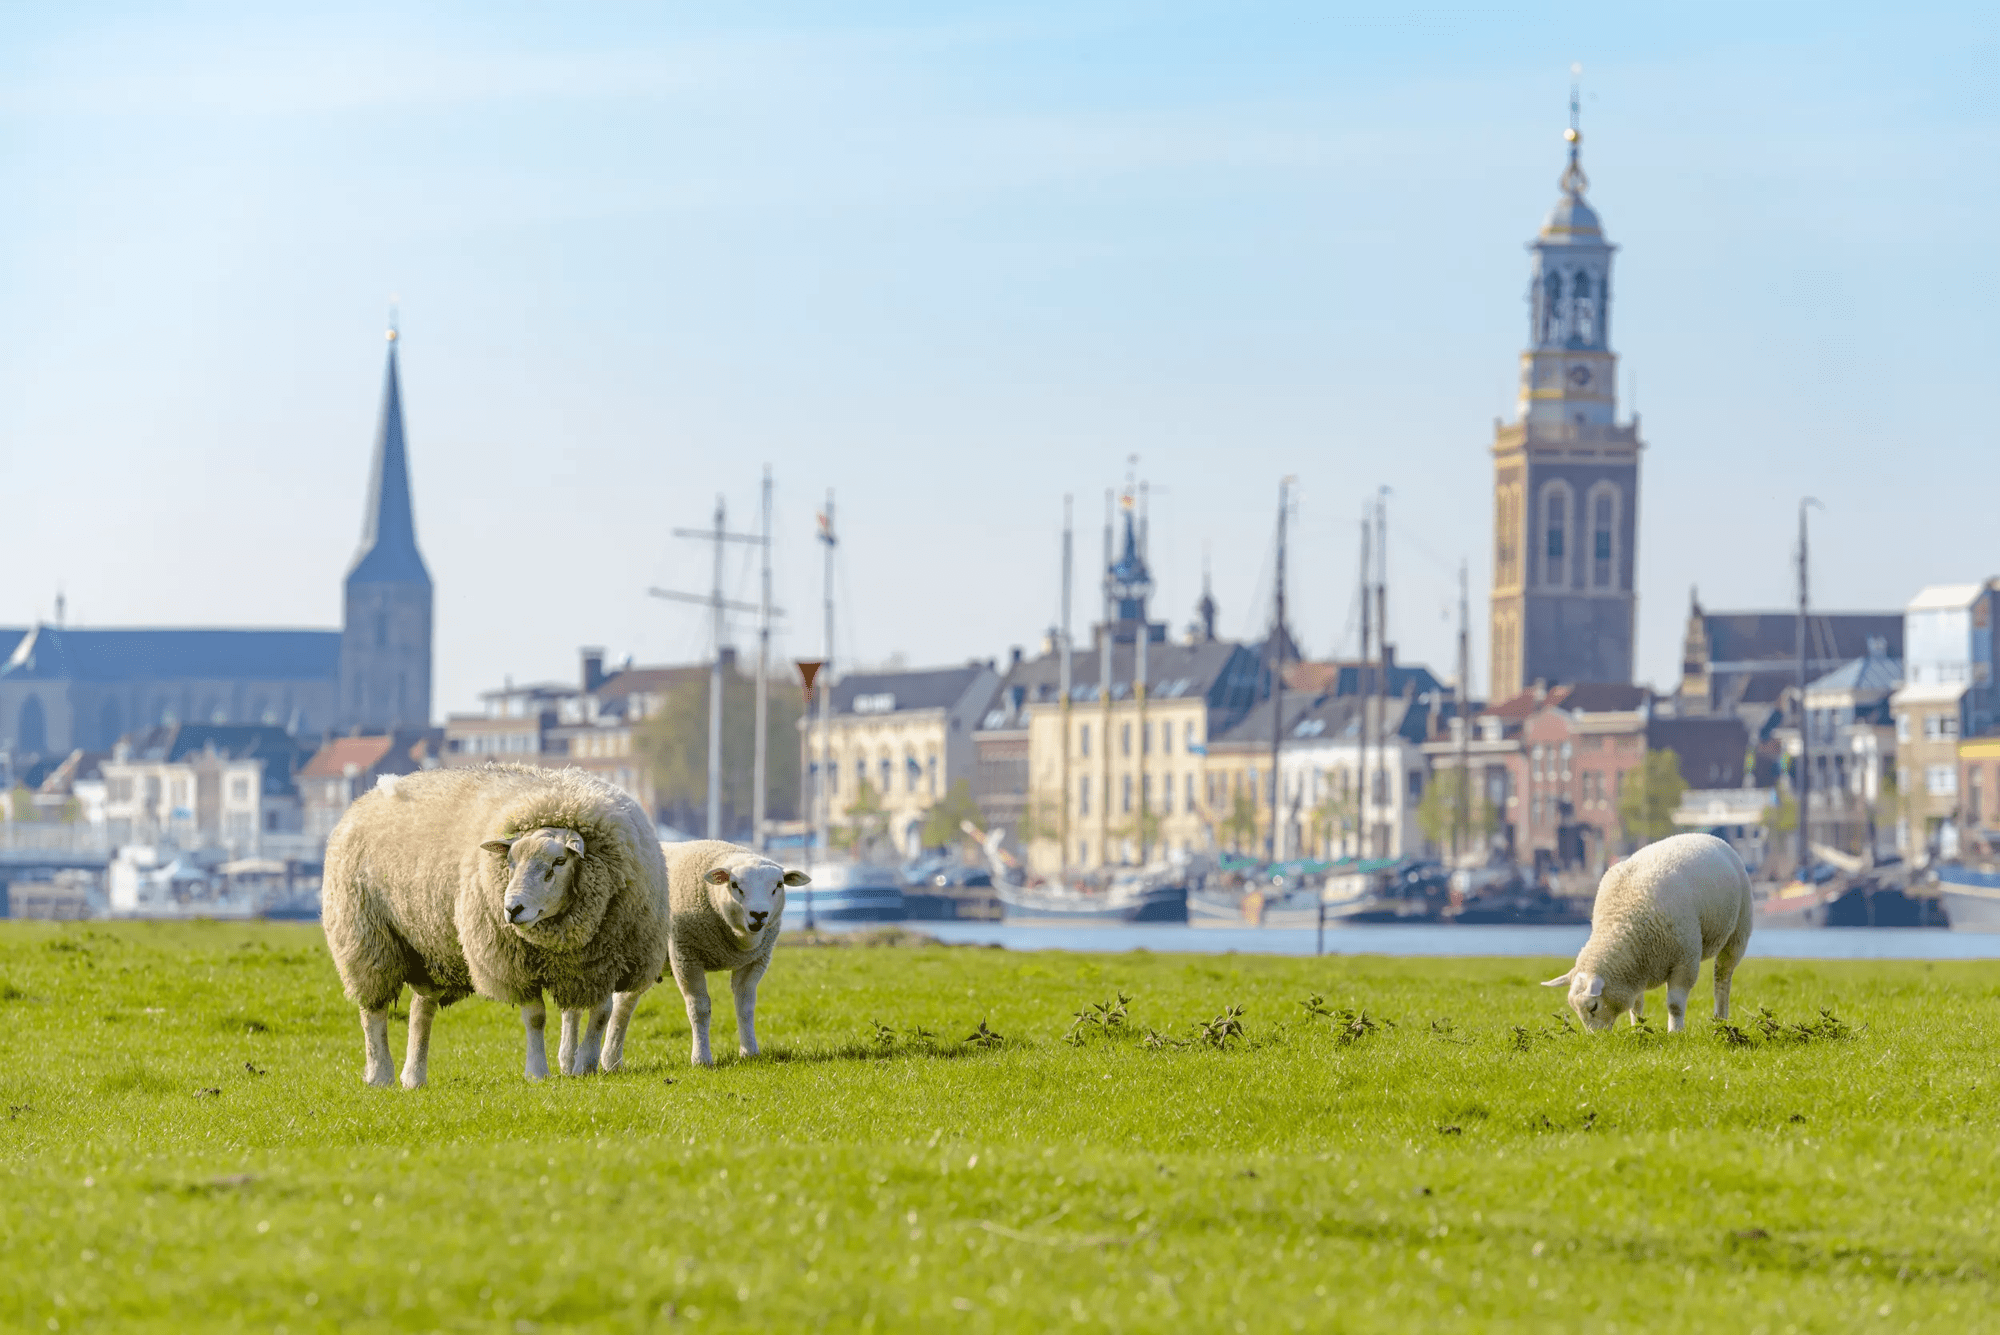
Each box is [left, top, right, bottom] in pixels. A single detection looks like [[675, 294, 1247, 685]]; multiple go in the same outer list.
[[1489, 86, 1642, 701], [340, 319, 434, 731]]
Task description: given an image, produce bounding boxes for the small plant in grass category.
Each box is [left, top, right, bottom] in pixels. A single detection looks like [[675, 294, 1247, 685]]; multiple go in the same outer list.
[[1196, 1004, 1247, 1050], [1430, 1018, 1473, 1046], [1065, 992, 1133, 1045], [1298, 995, 1389, 1045], [1754, 1006, 1853, 1042], [963, 1019, 1004, 1049]]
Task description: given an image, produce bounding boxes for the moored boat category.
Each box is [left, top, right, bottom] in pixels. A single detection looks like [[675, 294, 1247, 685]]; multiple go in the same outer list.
[[1935, 862, 2000, 931], [998, 876, 1187, 924], [799, 862, 907, 923]]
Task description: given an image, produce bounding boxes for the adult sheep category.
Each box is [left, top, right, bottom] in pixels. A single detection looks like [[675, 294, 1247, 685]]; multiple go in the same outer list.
[[1544, 831, 1752, 1033], [659, 840, 809, 1066], [322, 764, 670, 1087]]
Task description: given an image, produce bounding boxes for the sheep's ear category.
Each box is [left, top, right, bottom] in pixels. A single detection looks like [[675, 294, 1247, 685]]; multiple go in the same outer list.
[[1540, 970, 1573, 988], [562, 833, 585, 858], [480, 837, 516, 856], [782, 870, 812, 887], [704, 867, 734, 886], [1585, 976, 1606, 998]]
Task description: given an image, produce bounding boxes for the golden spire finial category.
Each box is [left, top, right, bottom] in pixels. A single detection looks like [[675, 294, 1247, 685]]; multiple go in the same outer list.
[[1559, 64, 1589, 197]]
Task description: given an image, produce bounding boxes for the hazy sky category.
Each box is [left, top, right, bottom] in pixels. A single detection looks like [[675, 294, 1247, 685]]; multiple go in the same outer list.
[[3, 3, 1995, 716]]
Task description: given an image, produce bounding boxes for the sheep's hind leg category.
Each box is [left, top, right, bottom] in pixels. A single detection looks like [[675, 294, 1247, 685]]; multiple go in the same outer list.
[[1665, 964, 1697, 1033], [599, 987, 648, 1073], [361, 1006, 395, 1088], [1629, 990, 1645, 1027], [521, 998, 550, 1080], [400, 992, 438, 1089], [1712, 922, 1752, 1020], [731, 957, 770, 1058]]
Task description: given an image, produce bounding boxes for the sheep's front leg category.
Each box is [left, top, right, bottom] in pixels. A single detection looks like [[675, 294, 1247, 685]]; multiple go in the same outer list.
[[360, 1006, 394, 1088], [599, 987, 648, 1073], [731, 957, 770, 1058], [1629, 990, 1645, 1026], [1665, 965, 1697, 1033], [400, 992, 438, 1089], [521, 999, 550, 1080], [669, 946, 714, 1066], [558, 1009, 582, 1075], [568, 997, 612, 1075]]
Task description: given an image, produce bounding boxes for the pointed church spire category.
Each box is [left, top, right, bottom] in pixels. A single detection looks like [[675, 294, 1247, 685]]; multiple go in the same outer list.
[[348, 317, 431, 586]]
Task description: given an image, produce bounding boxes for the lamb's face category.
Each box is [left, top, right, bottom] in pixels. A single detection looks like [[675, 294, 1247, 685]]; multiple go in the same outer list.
[[1568, 973, 1630, 1032], [705, 861, 811, 947], [481, 827, 586, 933]]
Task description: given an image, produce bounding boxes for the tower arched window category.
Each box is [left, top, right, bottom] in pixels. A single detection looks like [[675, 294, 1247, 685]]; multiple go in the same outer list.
[[1587, 483, 1620, 590], [1541, 482, 1572, 589], [1542, 271, 1563, 343], [1572, 271, 1595, 345]]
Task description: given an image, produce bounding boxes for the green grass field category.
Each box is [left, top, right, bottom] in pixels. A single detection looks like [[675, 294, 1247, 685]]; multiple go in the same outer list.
[[1, 921, 1996, 1333]]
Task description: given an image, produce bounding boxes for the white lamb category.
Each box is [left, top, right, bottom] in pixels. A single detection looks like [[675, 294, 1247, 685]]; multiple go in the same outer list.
[[1543, 831, 1753, 1033], [322, 764, 671, 1087], [658, 840, 809, 1066]]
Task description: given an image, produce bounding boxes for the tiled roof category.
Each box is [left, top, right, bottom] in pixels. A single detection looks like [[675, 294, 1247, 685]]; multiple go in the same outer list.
[[975, 639, 1265, 728], [299, 735, 398, 778], [114, 724, 310, 796], [833, 665, 993, 716], [1699, 612, 1902, 669], [0, 626, 341, 684]]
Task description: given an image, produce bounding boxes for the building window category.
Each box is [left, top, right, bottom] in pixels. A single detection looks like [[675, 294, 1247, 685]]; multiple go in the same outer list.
[[1969, 766, 1984, 825], [1407, 771, 1423, 800], [1078, 723, 1091, 758], [1541, 270, 1562, 343], [1925, 714, 1960, 742], [1248, 768, 1260, 808], [229, 777, 250, 803], [1541, 483, 1572, 588], [927, 755, 938, 795], [1927, 765, 1958, 797], [1078, 776, 1091, 817], [1186, 773, 1197, 811], [1079, 841, 1089, 864], [1161, 775, 1172, 814], [1161, 725, 1172, 756], [1121, 775, 1133, 813], [1121, 723, 1132, 757], [1588, 486, 1618, 590], [1896, 714, 1911, 743], [1143, 774, 1153, 809]]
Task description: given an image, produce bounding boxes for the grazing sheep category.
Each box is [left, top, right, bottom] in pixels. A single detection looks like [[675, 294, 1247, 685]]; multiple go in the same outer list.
[[1544, 832, 1753, 1032], [322, 764, 671, 1087], [657, 840, 809, 1066]]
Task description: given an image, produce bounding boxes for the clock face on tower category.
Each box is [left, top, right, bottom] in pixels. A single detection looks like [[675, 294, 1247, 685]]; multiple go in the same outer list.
[[1567, 364, 1593, 389]]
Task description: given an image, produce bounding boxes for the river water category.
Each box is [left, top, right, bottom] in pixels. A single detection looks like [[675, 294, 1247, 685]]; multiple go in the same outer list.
[[856, 922, 2000, 960]]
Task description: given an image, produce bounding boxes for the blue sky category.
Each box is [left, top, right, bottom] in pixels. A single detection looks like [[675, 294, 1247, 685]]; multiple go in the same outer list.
[[2, 2, 1995, 714]]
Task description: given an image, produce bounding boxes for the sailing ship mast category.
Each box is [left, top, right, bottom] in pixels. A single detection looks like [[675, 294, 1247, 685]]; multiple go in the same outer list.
[[1267, 478, 1292, 860]]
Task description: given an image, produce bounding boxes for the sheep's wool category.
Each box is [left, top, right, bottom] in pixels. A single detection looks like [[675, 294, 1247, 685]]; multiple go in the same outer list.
[[323, 764, 671, 1012]]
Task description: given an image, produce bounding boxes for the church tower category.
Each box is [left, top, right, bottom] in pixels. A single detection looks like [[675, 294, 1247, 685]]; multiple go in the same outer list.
[[340, 321, 434, 731], [1488, 90, 1642, 701]]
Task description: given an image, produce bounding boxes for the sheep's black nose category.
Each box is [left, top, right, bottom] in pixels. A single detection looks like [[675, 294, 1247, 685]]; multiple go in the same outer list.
[[507, 903, 525, 922]]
